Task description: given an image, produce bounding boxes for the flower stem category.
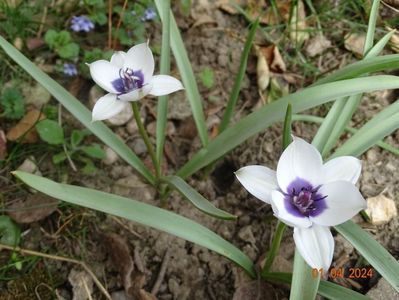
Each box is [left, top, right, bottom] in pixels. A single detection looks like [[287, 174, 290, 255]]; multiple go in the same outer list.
[[131, 102, 160, 179], [261, 220, 286, 275]]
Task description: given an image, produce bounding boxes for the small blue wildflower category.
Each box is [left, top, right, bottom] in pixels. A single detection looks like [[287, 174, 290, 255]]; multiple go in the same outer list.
[[70, 16, 95, 32], [63, 63, 78, 76], [141, 8, 157, 21]]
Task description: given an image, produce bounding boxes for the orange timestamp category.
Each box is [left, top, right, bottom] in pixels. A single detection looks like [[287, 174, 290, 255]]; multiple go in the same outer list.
[[312, 267, 374, 279]]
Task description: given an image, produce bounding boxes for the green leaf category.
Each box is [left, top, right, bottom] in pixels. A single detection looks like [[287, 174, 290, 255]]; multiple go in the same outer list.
[[13, 171, 255, 277], [282, 103, 292, 150], [290, 250, 320, 300], [71, 129, 89, 148], [0, 35, 155, 186], [52, 152, 67, 164], [199, 67, 215, 89], [162, 175, 236, 220], [81, 144, 105, 159], [0, 216, 20, 247], [219, 18, 259, 133], [177, 75, 399, 179], [44, 29, 57, 47], [335, 221, 399, 292], [263, 272, 370, 300], [0, 87, 25, 119], [155, 0, 171, 171], [155, 0, 209, 147], [35, 119, 64, 145], [58, 43, 79, 59]]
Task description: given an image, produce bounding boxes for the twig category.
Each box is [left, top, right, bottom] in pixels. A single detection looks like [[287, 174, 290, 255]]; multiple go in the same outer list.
[[83, 279, 94, 300], [151, 248, 171, 295], [37, 5, 48, 38], [112, 0, 129, 49], [134, 247, 145, 273], [0, 243, 112, 300], [110, 216, 143, 239]]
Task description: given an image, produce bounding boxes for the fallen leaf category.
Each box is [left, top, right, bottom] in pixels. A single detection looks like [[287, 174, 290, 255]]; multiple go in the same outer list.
[[289, 0, 309, 45], [344, 33, 366, 57], [305, 34, 332, 57], [365, 194, 397, 225], [217, 0, 246, 14], [387, 28, 399, 53], [0, 129, 6, 159], [256, 47, 270, 91], [259, 45, 286, 73], [7, 193, 59, 223], [103, 233, 135, 294], [68, 269, 94, 300], [13, 37, 23, 50], [264, 0, 291, 25], [17, 156, 42, 175], [6, 109, 45, 143]]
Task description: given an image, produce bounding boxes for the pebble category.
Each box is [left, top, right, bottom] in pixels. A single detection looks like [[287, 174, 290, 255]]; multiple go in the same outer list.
[[102, 146, 119, 165], [366, 278, 398, 300], [238, 225, 256, 245]]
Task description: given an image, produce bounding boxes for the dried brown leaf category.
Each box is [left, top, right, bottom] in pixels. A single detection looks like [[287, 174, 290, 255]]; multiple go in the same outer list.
[[7, 193, 59, 223], [264, 0, 291, 25], [26, 37, 45, 51], [289, 0, 309, 44], [6, 109, 45, 143], [217, 0, 246, 14], [305, 34, 332, 57], [388, 29, 399, 53], [256, 48, 270, 91]]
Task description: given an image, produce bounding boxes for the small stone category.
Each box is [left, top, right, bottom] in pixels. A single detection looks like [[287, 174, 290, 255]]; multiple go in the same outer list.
[[17, 156, 42, 176], [126, 119, 139, 135], [108, 104, 133, 126], [238, 225, 256, 245], [132, 138, 147, 156], [365, 194, 397, 225], [270, 255, 293, 273], [168, 96, 192, 120], [112, 175, 155, 202], [102, 146, 119, 165], [366, 278, 398, 300], [344, 33, 366, 57], [366, 148, 379, 163]]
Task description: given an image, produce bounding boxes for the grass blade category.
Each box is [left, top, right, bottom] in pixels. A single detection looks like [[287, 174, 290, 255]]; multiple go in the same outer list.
[[364, 0, 380, 55], [264, 272, 370, 300], [289, 250, 320, 300], [177, 75, 399, 179], [13, 171, 255, 277], [0, 35, 155, 185], [154, 0, 209, 147], [155, 0, 171, 172], [335, 221, 399, 292], [162, 176, 236, 220], [219, 18, 259, 133]]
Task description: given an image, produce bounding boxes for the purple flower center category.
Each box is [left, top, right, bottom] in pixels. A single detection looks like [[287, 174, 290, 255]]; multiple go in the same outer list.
[[284, 178, 327, 217], [111, 68, 144, 95]]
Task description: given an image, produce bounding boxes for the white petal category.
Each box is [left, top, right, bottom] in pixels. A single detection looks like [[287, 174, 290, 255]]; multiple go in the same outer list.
[[323, 156, 362, 184], [124, 43, 154, 84], [276, 137, 323, 193], [149, 75, 184, 96], [118, 82, 153, 102], [293, 225, 334, 270], [235, 166, 278, 204], [310, 181, 366, 226], [270, 191, 312, 228], [110, 51, 127, 68], [92, 93, 127, 121], [89, 60, 120, 93]]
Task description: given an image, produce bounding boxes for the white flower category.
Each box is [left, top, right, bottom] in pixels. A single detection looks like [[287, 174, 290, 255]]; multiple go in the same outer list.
[[88, 42, 184, 121], [235, 137, 366, 270]]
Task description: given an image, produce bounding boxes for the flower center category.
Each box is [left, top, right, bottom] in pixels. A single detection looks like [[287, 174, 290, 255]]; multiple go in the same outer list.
[[284, 179, 327, 217], [111, 68, 144, 95]]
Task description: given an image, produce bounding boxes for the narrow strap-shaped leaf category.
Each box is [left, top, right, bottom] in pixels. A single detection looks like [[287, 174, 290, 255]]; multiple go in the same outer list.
[[335, 221, 399, 292], [314, 54, 399, 86], [331, 109, 399, 159], [263, 272, 370, 300], [154, 0, 209, 147], [293, 114, 399, 156], [13, 171, 254, 276], [155, 0, 171, 170], [289, 250, 320, 300], [316, 31, 394, 157], [0, 35, 156, 186], [177, 75, 399, 179], [364, 0, 380, 55], [219, 18, 259, 133], [162, 176, 236, 220]]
